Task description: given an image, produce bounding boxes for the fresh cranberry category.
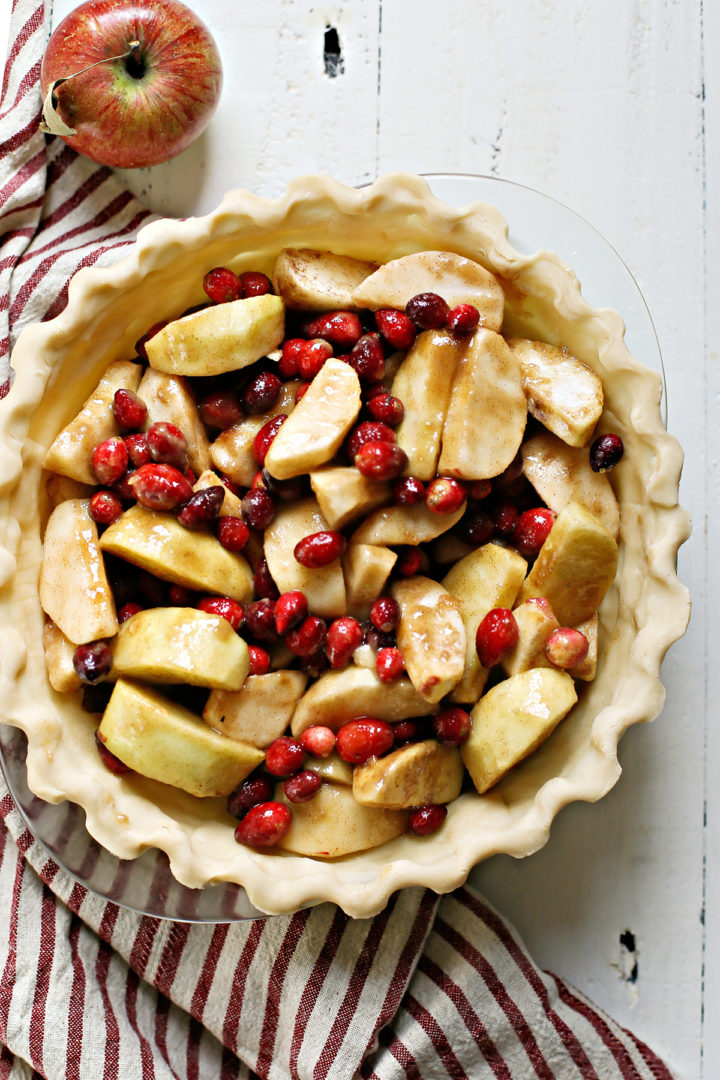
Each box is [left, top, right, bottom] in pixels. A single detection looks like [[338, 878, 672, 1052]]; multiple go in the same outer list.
[[326, 616, 363, 668], [89, 490, 123, 527], [265, 736, 305, 777], [251, 558, 277, 601], [447, 304, 480, 333], [245, 599, 278, 643], [363, 626, 396, 652], [278, 338, 306, 378], [274, 590, 309, 635], [295, 383, 310, 403], [346, 420, 396, 460], [476, 608, 519, 668], [114, 468, 138, 503], [198, 595, 244, 631], [355, 441, 408, 481], [299, 650, 331, 678], [545, 627, 589, 668], [123, 433, 151, 471], [241, 488, 276, 530], [73, 641, 112, 684], [467, 479, 492, 500], [294, 530, 347, 568], [376, 646, 404, 683], [247, 645, 271, 675], [284, 769, 322, 803], [513, 507, 556, 558], [135, 321, 167, 360], [336, 717, 394, 764], [456, 507, 494, 546], [168, 584, 194, 606], [261, 469, 308, 502], [590, 433, 624, 472], [495, 453, 524, 489], [251, 470, 267, 490], [217, 515, 250, 552], [408, 804, 447, 836], [298, 338, 333, 380], [374, 308, 417, 350], [285, 615, 327, 658], [146, 421, 188, 471], [366, 393, 404, 426], [240, 270, 272, 297], [425, 477, 467, 515], [198, 389, 243, 430], [117, 601, 143, 624], [253, 414, 287, 466], [234, 802, 292, 847], [433, 707, 472, 746], [369, 595, 400, 633], [203, 266, 241, 303], [395, 546, 423, 577], [393, 719, 420, 744], [95, 731, 130, 774], [406, 292, 450, 330], [364, 382, 387, 401], [112, 388, 147, 431], [91, 437, 128, 486], [300, 725, 336, 758], [348, 333, 385, 382], [128, 463, 193, 512], [493, 500, 520, 539], [227, 775, 274, 818], [177, 486, 224, 530], [303, 311, 362, 349], [394, 476, 426, 505], [243, 371, 282, 414]]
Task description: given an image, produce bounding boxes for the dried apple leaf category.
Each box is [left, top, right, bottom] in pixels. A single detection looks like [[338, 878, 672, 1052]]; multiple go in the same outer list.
[[40, 80, 77, 137]]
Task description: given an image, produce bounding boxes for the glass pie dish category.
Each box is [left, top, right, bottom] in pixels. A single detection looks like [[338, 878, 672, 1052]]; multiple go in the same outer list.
[[0, 174, 690, 919]]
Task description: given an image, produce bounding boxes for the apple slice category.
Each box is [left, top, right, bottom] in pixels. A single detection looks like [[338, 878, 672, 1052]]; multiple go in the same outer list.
[[462, 668, 577, 794], [391, 576, 466, 703], [98, 679, 264, 798], [343, 543, 397, 618], [272, 248, 377, 310], [138, 367, 211, 474], [390, 329, 466, 480], [502, 599, 560, 677], [521, 431, 620, 539], [39, 499, 118, 645], [264, 359, 361, 480], [441, 543, 527, 703], [275, 782, 406, 857], [290, 666, 436, 737], [99, 505, 253, 603], [310, 467, 389, 530], [307, 753, 353, 786], [193, 470, 243, 517], [43, 360, 143, 484], [110, 607, 249, 690], [42, 622, 82, 694], [209, 379, 300, 487], [350, 499, 465, 547], [353, 740, 464, 810], [45, 474, 95, 509], [570, 614, 599, 681], [145, 295, 285, 377], [263, 496, 346, 618], [203, 670, 308, 748], [352, 250, 505, 331], [507, 338, 604, 447], [516, 502, 618, 625], [438, 328, 526, 480]]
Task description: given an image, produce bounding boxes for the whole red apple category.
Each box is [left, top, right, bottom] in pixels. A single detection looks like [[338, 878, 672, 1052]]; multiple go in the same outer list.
[[40, 0, 223, 168]]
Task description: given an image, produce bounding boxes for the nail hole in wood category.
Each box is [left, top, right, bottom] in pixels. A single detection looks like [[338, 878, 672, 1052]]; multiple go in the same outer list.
[[324, 26, 344, 77]]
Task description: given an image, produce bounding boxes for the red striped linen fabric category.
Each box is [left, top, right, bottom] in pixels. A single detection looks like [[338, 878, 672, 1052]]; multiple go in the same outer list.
[[0, 3, 681, 1077]]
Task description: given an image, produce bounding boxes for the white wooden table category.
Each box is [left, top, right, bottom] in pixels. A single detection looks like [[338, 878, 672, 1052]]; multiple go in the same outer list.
[[2, 2, 713, 1076]]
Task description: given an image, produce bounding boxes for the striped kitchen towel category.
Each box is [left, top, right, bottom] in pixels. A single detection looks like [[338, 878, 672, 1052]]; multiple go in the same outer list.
[[0, 1, 681, 1077]]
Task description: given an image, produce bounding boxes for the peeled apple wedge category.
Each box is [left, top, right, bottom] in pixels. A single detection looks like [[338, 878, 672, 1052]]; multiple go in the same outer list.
[[272, 248, 378, 310], [521, 431, 620, 539], [99, 506, 253, 603], [203, 670, 307, 748], [110, 608, 249, 690], [43, 360, 142, 484], [508, 338, 603, 447], [351, 499, 465, 546], [343, 543, 397, 618], [42, 622, 82, 694], [39, 499, 118, 645], [45, 474, 95, 509], [193, 470, 243, 517], [307, 753, 353, 786], [353, 740, 464, 810], [137, 367, 211, 475], [570, 614, 599, 681], [438, 329, 526, 480], [516, 502, 618, 625], [502, 599, 560, 677], [310, 467, 389, 530], [209, 380, 300, 488], [462, 668, 577, 795], [275, 782, 407, 857], [391, 329, 466, 480], [352, 250, 505, 332], [391, 576, 466, 703], [263, 497, 346, 618], [290, 666, 436, 737], [98, 679, 264, 798], [264, 359, 361, 479], [145, 295, 285, 377]]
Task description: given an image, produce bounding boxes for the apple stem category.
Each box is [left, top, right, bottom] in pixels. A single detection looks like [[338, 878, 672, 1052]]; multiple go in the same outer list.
[[40, 41, 143, 137]]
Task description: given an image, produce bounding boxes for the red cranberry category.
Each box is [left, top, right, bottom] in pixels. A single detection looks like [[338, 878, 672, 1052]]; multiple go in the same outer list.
[[168, 584, 194, 606], [376, 646, 404, 683], [112, 388, 147, 431], [234, 802, 292, 847], [261, 468, 308, 502], [493, 500, 520, 539], [217, 515, 250, 552], [73, 641, 112, 683], [240, 270, 272, 297], [326, 616, 363, 668], [284, 769, 322, 804], [294, 531, 347, 568], [135, 321, 167, 360], [408, 804, 447, 836], [247, 645, 271, 675], [95, 730, 130, 774], [374, 308, 417, 350], [467, 479, 492, 500], [253, 414, 287, 466], [251, 470, 266, 490], [394, 476, 426, 505], [117, 601, 143, 624], [366, 393, 404, 426], [299, 649, 331, 678], [265, 735, 305, 777], [406, 292, 450, 330], [336, 717, 394, 764], [91, 437, 128, 486], [298, 338, 333, 380], [274, 590, 309, 635], [250, 559, 276, 601], [128, 463, 193, 512], [124, 433, 151, 469], [203, 266, 241, 303], [243, 371, 282, 414], [426, 477, 467, 515], [241, 488, 276, 530], [198, 389, 243, 430], [197, 596, 244, 631], [300, 726, 336, 758], [495, 453, 524, 489], [278, 338, 305, 378], [395, 546, 423, 577], [393, 719, 420, 744], [303, 311, 362, 349], [349, 333, 385, 382], [447, 303, 480, 333], [245, 599, 278, 643], [177, 486, 224, 530], [545, 627, 589, 668], [513, 507, 556, 559], [369, 595, 400, 633], [433, 707, 472, 746], [355, 441, 408, 481], [89, 490, 123, 527], [285, 615, 327, 658], [363, 626, 396, 652], [346, 420, 396, 460], [295, 383, 310, 403], [476, 608, 519, 668], [227, 775, 273, 818], [364, 382, 387, 401], [590, 433, 624, 472], [456, 507, 494, 546], [146, 421, 188, 471]]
